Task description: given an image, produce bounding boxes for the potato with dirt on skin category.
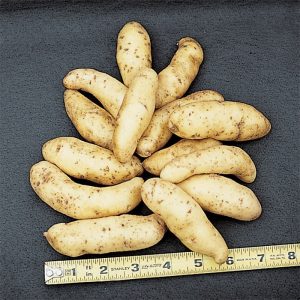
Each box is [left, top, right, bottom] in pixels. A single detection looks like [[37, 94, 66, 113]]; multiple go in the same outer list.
[[169, 100, 271, 141], [44, 214, 166, 257], [142, 178, 228, 264], [63, 69, 127, 118], [178, 174, 262, 221], [30, 161, 144, 219], [137, 90, 224, 157], [64, 90, 115, 150], [117, 21, 152, 86], [160, 145, 256, 183], [143, 138, 222, 176], [42, 137, 143, 185]]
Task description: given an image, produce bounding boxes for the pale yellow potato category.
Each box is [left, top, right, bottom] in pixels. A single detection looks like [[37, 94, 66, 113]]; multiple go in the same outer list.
[[178, 174, 262, 221], [63, 69, 127, 118], [142, 178, 228, 264], [160, 145, 256, 183], [30, 161, 143, 219], [64, 90, 115, 150], [42, 137, 143, 185], [113, 68, 158, 163], [117, 21, 152, 86], [143, 139, 222, 176], [155, 37, 204, 108], [169, 100, 271, 141], [137, 90, 224, 157], [44, 214, 166, 257]]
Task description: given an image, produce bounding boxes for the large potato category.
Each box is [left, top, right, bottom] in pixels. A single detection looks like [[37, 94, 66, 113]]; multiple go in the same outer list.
[[178, 174, 262, 221], [64, 90, 115, 150], [155, 37, 204, 108], [137, 90, 224, 157], [117, 21, 152, 86], [160, 145, 256, 183], [42, 137, 143, 185], [44, 214, 166, 257], [113, 68, 158, 163], [30, 161, 143, 219], [63, 69, 127, 118], [142, 178, 228, 264], [169, 100, 271, 141], [143, 138, 222, 176]]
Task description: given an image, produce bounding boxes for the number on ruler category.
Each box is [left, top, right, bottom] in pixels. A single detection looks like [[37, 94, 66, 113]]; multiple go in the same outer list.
[[257, 254, 264, 262], [288, 251, 296, 260], [131, 263, 139, 272], [100, 266, 108, 274], [226, 257, 234, 265], [194, 259, 202, 267], [163, 261, 171, 269]]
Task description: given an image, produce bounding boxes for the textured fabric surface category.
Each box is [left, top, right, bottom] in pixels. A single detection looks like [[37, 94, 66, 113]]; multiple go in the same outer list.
[[0, 0, 299, 299]]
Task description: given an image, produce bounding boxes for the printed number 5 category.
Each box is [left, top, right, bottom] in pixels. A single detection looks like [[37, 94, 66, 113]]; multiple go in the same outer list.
[[194, 259, 202, 267]]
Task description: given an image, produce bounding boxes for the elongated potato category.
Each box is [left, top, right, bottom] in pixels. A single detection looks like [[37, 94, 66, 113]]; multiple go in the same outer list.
[[42, 137, 143, 185], [64, 90, 115, 150], [142, 178, 228, 264], [143, 139, 222, 176], [155, 37, 204, 108], [117, 21, 152, 86], [178, 174, 262, 221], [160, 145, 256, 183], [63, 69, 127, 118], [169, 100, 271, 141], [30, 161, 143, 219], [113, 68, 158, 163], [44, 214, 166, 257], [137, 90, 224, 157]]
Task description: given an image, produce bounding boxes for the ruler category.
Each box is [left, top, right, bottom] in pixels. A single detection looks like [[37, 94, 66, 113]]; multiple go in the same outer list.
[[45, 243, 299, 285]]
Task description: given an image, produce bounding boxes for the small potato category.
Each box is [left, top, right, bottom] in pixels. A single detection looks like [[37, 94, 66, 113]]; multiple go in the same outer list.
[[160, 145, 256, 183], [169, 100, 271, 141], [44, 214, 166, 257], [142, 178, 228, 264], [64, 90, 115, 150], [137, 90, 224, 157], [113, 68, 158, 163], [117, 21, 152, 86], [42, 137, 143, 185], [63, 69, 127, 118], [30, 161, 144, 219], [143, 139, 222, 176], [155, 37, 204, 108], [178, 174, 262, 221]]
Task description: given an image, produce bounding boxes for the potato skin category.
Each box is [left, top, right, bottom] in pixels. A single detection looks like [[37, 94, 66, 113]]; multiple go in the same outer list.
[[169, 101, 271, 141], [117, 21, 152, 86], [142, 178, 228, 264], [143, 139, 222, 176], [44, 214, 166, 257], [113, 68, 158, 163], [137, 90, 224, 157], [178, 174, 262, 221], [64, 90, 115, 150], [42, 137, 143, 185], [160, 145, 256, 183], [30, 161, 143, 219], [156, 37, 204, 108], [63, 69, 127, 118]]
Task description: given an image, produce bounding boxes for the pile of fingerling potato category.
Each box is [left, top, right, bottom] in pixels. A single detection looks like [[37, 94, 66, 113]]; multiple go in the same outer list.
[[30, 21, 271, 264]]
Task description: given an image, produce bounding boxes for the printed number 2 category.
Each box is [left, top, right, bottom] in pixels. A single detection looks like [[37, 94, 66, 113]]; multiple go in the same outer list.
[[100, 266, 108, 274], [257, 254, 264, 262]]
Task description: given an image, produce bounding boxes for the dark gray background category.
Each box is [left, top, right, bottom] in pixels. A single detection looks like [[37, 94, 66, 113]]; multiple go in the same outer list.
[[0, 0, 299, 299]]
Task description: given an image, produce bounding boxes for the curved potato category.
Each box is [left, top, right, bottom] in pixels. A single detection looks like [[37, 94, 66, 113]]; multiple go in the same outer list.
[[137, 90, 224, 157], [113, 68, 158, 163], [160, 145, 256, 183], [30, 161, 143, 219], [142, 178, 228, 264], [178, 174, 262, 221], [64, 90, 115, 150], [143, 139, 222, 176], [44, 214, 166, 257], [156, 37, 204, 108], [63, 69, 127, 118], [169, 100, 271, 141], [117, 21, 152, 86], [42, 137, 143, 185]]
